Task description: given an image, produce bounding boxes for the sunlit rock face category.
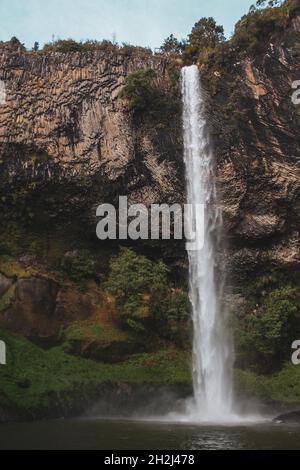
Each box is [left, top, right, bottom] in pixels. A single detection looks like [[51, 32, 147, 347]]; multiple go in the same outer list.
[[0, 49, 183, 206], [0, 14, 299, 280], [211, 15, 300, 281]]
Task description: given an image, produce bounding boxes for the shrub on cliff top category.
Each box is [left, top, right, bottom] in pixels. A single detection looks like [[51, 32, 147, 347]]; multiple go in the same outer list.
[[41, 39, 153, 55], [119, 69, 180, 125], [232, 0, 300, 54], [119, 69, 158, 113], [0, 37, 26, 52], [42, 39, 117, 53]]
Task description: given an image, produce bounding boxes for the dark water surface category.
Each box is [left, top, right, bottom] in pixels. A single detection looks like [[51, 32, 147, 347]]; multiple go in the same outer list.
[[0, 418, 300, 450]]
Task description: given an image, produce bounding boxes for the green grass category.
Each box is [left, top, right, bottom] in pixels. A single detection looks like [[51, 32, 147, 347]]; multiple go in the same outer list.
[[0, 329, 191, 417], [63, 321, 130, 344], [1, 327, 300, 419], [235, 363, 300, 405]]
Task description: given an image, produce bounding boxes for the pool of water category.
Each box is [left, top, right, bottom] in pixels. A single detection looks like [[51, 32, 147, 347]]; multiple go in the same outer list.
[[0, 418, 300, 450]]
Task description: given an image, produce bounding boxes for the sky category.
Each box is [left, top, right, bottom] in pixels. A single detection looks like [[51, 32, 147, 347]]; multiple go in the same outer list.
[[0, 0, 255, 50]]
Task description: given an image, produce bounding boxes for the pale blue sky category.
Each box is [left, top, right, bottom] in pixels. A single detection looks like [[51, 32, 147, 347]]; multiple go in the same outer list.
[[0, 0, 254, 50]]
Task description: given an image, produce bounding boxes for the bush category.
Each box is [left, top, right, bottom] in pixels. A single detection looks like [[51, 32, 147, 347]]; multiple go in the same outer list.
[[105, 248, 190, 342], [41, 39, 153, 55], [157, 290, 191, 345], [105, 248, 169, 329], [119, 69, 180, 124], [42, 39, 117, 53], [235, 284, 300, 372], [60, 249, 96, 284], [0, 37, 26, 52], [232, 0, 300, 54], [235, 363, 300, 405], [119, 69, 158, 113]]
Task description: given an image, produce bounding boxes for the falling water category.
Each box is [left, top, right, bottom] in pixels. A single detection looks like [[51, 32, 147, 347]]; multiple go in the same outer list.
[[181, 65, 233, 421]]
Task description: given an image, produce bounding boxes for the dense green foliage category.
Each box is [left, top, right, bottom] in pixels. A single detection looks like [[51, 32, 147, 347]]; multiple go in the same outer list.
[[235, 363, 300, 405], [160, 34, 183, 55], [183, 17, 225, 63], [60, 249, 96, 284], [232, 0, 300, 54], [119, 69, 158, 113], [42, 39, 114, 53], [119, 69, 180, 124], [158, 0, 299, 66], [0, 329, 190, 417], [235, 271, 300, 373], [105, 248, 190, 340], [0, 37, 152, 56], [0, 37, 26, 51], [105, 248, 167, 327], [41, 39, 152, 56]]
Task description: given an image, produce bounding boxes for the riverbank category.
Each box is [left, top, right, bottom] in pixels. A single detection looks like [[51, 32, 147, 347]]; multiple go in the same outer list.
[[1, 329, 300, 423], [0, 329, 191, 423]]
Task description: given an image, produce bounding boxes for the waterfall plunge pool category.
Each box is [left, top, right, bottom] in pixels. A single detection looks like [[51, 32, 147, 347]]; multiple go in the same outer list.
[[0, 418, 300, 450]]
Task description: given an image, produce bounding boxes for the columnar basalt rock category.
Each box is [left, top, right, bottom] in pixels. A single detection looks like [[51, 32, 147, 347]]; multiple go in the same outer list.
[[0, 30, 299, 285], [0, 49, 182, 203]]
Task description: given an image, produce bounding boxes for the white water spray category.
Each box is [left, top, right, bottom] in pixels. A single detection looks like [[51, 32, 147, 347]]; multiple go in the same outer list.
[[182, 65, 234, 421]]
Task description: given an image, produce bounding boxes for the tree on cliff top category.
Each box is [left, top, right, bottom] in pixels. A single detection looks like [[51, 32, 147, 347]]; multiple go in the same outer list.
[[0, 37, 26, 52], [188, 17, 225, 50], [183, 17, 225, 63], [256, 0, 284, 7], [160, 34, 183, 55]]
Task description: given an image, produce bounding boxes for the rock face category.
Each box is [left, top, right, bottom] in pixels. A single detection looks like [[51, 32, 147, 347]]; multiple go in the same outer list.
[[0, 12, 299, 328], [0, 275, 112, 339], [0, 49, 182, 207], [211, 14, 300, 283], [0, 273, 12, 297], [2, 277, 58, 337], [274, 409, 300, 423]]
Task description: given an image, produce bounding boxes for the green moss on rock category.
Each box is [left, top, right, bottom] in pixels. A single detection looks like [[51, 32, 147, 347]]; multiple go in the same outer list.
[[0, 284, 16, 312]]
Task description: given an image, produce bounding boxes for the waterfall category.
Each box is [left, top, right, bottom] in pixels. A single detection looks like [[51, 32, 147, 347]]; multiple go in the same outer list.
[[181, 65, 233, 421]]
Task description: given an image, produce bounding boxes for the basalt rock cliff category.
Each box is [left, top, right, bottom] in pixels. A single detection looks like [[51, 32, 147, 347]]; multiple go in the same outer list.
[[0, 3, 300, 419], [0, 18, 299, 283]]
